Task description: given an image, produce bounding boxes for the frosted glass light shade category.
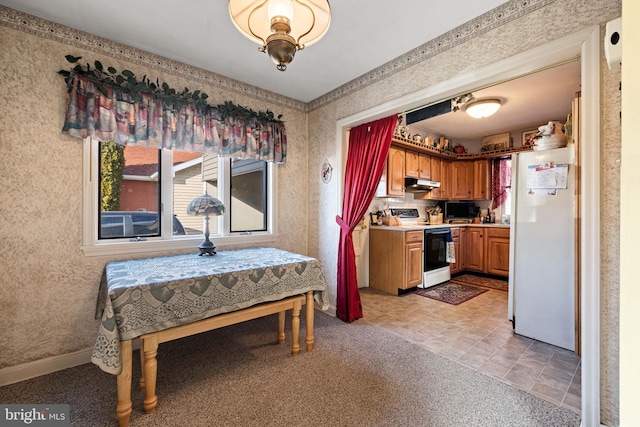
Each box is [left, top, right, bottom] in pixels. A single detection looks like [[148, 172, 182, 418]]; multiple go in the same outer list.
[[465, 99, 502, 118], [267, 0, 294, 22], [229, 0, 331, 49]]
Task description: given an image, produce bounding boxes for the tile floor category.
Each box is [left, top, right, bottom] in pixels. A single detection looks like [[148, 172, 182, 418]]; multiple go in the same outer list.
[[358, 281, 581, 413]]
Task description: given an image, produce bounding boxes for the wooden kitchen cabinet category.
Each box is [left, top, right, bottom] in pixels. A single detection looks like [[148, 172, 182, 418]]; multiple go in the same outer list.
[[376, 145, 405, 197], [486, 227, 510, 277], [472, 159, 490, 200], [419, 153, 431, 179], [440, 160, 451, 199], [387, 146, 405, 196], [405, 150, 419, 177], [406, 151, 432, 179], [429, 156, 442, 198], [429, 156, 450, 199], [406, 239, 424, 287], [465, 227, 485, 272], [369, 229, 423, 295], [451, 161, 473, 200]]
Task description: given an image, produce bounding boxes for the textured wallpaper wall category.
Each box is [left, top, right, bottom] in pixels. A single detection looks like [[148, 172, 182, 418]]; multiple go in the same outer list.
[[0, 18, 308, 368], [306, 1, 621, 425], [0, 0, 623, 424]]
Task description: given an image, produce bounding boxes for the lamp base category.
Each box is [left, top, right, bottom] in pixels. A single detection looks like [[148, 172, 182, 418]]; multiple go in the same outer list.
[[198, 239, 217, 256]]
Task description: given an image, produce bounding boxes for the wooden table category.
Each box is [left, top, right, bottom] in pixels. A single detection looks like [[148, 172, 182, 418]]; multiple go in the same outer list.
[[92, 248, 328, 427]]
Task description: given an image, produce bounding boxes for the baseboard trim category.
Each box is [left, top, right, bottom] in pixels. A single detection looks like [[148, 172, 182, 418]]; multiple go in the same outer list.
[[0, 348, 94, 387], [0, 341, 140, 387]]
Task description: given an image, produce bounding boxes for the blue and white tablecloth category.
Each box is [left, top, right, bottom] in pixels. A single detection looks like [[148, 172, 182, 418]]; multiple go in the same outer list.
[[92, 247, 329, 374]]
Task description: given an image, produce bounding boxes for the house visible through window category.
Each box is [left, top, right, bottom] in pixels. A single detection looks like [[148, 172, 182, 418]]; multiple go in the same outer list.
[[230, 159, 267, 232], [83, 139, 276, 256]]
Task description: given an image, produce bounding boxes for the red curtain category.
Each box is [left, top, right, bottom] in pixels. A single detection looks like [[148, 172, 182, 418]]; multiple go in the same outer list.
[[491, 157, 512, 209], [335, 114, 397, 322]]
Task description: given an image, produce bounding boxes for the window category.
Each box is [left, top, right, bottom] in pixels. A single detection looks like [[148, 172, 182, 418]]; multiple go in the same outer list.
[[82, 139, 277, 256], [230, 159, 267, 232], [491, 157, 512, 216]]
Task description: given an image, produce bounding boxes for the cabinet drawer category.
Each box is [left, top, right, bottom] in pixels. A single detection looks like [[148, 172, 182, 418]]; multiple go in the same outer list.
[[450, 227, 460, 238], [487, 227, 510, 238], [405, 231, 423, 243]]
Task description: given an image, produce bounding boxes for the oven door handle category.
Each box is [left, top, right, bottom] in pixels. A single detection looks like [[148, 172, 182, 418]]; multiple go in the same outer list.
[[425, 230, 451, 235]]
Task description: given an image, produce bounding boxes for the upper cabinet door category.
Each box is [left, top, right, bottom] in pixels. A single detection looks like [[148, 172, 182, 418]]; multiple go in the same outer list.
[[429, 156, 442, 199], [473, 159, 490, 200], [451, 161, 472, 200], [387, 146, 405, 196], [418, 153, 431, 179], [440, 160, 451, 200], [405, 150, 419, 178]]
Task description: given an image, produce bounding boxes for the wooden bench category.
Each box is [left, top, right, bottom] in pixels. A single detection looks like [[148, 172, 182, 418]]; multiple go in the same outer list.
[[116, 291, 315, 427]]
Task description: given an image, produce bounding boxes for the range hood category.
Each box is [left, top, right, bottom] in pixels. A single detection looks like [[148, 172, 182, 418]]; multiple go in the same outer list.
[[404, 178, 441, 192]]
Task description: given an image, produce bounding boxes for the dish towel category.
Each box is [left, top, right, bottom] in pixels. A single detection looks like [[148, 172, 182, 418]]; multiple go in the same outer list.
[[446, 242, 456, 263], [445, 231, 456, 263]]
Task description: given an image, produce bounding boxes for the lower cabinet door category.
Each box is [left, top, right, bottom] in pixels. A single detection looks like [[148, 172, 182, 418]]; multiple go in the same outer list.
[[465, 228, 485, 272], [486, 229, 511, 276], [405, 242, 423, 288]]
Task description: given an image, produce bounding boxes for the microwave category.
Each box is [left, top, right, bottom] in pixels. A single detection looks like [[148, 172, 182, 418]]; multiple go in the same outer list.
[[443, 201, 477, 220]]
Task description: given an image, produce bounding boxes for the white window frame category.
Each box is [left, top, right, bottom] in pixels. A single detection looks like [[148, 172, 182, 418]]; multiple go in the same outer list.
[[81, 138, 278, 257]]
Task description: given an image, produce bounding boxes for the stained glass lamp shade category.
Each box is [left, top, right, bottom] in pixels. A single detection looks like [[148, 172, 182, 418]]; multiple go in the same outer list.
[[187, 194, 225, 256]]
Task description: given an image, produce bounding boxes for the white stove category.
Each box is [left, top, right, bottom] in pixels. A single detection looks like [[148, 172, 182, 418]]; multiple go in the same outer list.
[[390, 208, 451, 289], [389, 208, 428, 226]]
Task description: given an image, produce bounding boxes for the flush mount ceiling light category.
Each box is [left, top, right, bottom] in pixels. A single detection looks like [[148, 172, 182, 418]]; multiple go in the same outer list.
[[465, 99, 502, 118], [228, 0, 331, 71]]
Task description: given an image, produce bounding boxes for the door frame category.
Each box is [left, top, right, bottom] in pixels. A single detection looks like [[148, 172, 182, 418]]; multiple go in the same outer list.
[[336, 27, 601, 425]]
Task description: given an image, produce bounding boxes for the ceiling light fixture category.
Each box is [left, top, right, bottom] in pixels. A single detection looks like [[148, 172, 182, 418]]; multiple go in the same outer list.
[[228, 0, 331, 71], [465, 99, 502, 118]]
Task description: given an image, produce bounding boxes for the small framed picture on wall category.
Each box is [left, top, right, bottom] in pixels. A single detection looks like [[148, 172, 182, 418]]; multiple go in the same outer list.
[[522, 129, 538, 146]]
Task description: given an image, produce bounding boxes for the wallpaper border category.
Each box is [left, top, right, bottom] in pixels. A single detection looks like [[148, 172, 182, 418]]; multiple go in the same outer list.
[[0, 5, 308, 113], [307, 0, 556, 111], [0, 0, 554, 113]]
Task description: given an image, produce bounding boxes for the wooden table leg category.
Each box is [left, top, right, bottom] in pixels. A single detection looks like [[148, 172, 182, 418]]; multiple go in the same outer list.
[[116, 340, 133, 427], [277, 311, 285, 344], [142, 335, 159, 414], [291, 300, 301, 355], [305, 291, 315, 352], [139, 343, 146, 391]]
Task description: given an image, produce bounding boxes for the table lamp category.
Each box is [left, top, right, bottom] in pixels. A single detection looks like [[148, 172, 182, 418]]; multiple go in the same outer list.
[[187, 193, 225, 256]]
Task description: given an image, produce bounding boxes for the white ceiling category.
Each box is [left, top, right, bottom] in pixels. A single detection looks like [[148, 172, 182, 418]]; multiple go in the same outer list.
[[0, 0, 509, 102], [408, 60, 582, 140], [1, 0, 581, 138]]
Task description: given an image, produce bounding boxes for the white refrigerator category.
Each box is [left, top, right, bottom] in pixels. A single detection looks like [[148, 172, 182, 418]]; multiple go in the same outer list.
[[508, 146, 575, 351]]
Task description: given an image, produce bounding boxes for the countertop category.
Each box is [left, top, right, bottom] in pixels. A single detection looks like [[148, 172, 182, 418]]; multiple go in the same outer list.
[[369, 223, 510, 231]]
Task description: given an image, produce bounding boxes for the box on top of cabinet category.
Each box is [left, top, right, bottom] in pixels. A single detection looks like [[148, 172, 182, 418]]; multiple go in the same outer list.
[[481, 132, 511, 151]]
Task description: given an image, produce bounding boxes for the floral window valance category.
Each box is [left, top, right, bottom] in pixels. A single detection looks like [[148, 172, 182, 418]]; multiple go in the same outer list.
[[60, 58, 287, 163]]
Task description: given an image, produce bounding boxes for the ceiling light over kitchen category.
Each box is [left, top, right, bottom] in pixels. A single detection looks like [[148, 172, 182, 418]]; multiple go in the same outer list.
[[465, 99, 502, 119], [228, 0, 331, 71]]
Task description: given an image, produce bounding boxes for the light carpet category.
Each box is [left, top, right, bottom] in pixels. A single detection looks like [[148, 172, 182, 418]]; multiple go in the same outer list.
[[0, 312, 580, 427]]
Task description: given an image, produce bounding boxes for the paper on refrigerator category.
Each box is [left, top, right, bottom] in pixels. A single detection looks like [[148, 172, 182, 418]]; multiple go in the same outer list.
[[526, 164, 569, 190]]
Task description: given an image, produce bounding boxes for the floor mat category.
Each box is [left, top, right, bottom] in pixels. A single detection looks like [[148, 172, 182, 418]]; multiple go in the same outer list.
[[414, 281, 488, 305], [451, 274, 509, 291]]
